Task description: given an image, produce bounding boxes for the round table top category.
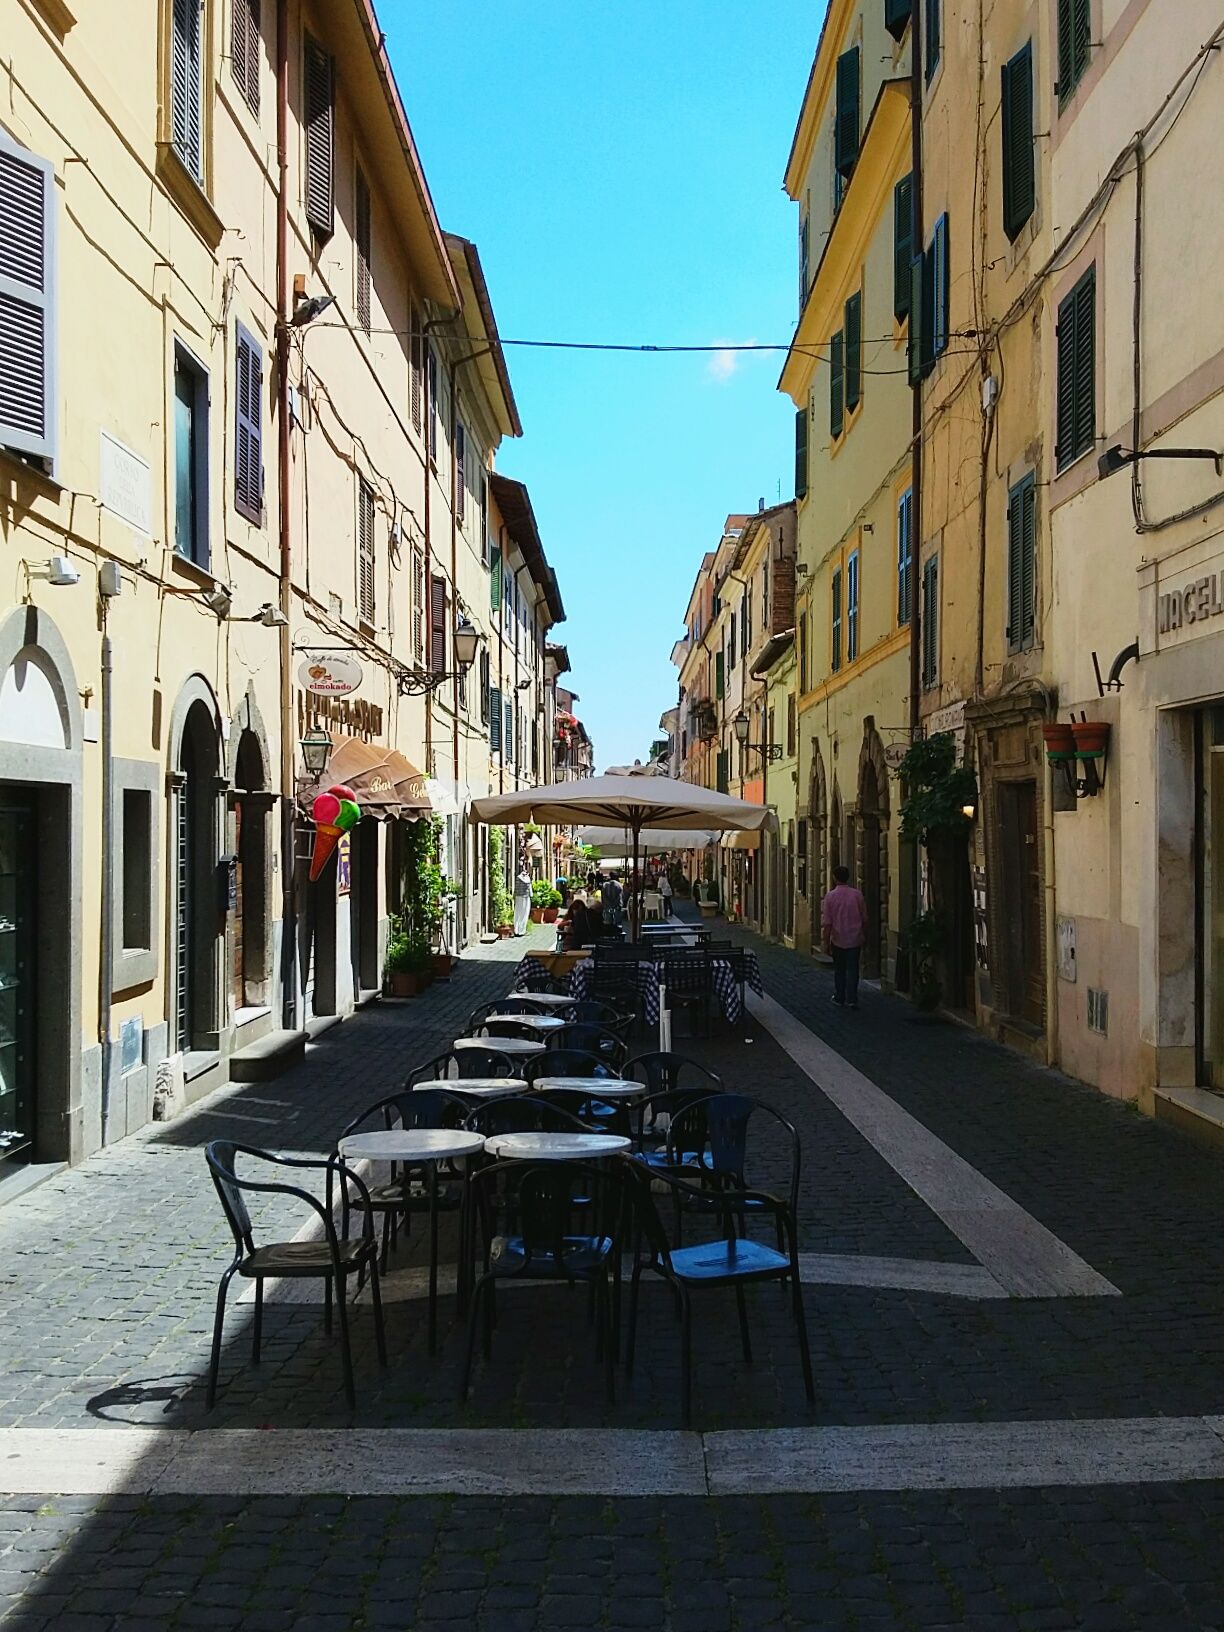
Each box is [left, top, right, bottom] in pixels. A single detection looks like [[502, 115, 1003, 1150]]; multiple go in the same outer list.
[[417, 1078, 526, 1098], [483, 1131, 631, 1162], [339, 1128, 485, 1162], [453, 1036, 544, 1055], [512, 992, 574, 1009], [484, 1013, 568, 1031], [533, 1077, 644, 1100]]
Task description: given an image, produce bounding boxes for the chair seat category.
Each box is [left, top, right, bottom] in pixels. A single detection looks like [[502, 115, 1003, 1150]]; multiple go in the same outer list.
[[488, 1233, 613, 1278], [241, 1239, 371, 1277], [366, 1177, 463, 1213], [667, 1237, 789, 1283]]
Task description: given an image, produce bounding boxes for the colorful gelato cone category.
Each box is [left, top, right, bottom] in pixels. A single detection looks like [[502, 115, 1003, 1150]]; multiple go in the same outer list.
[[309, 822, 343, 881]]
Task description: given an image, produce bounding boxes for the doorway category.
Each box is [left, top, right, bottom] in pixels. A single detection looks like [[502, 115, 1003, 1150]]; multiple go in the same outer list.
[[175, 701, 219, 1052], [929, 828, 975, 1012], [859, 759, 884, 980], [998, 780, 1043, 1025], [349, 819, 379, 996], [0, 792, 37, 1167], [1196, 708, 1224, 1086], [232, 732, 268, 1012]]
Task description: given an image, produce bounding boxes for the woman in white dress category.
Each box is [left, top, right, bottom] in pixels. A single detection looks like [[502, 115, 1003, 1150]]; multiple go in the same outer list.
[[513, 865, 532, 936]]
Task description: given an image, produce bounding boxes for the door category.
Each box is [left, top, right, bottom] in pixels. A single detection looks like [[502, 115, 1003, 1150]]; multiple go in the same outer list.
[[1199, 711, 1224, 1086], [0, 794, 37, 1166], [999, 780, 1043, 1025], [861, 814, 881, 978], [232, 799, 244, 1008], [930, 828, 975, 1011]]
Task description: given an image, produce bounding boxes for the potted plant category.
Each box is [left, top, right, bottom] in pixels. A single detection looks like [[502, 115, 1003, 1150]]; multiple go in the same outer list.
[[1042, 721, 1076, 763], [1071, 720, 1111, 759], [906, 910, 945, 1012], [529, 880, 555, 922], [541, 885, 562, 924], [489, 826, 514, 936], [384, 924, 432, 997]]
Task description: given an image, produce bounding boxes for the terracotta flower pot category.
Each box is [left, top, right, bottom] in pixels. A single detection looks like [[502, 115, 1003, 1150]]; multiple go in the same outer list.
[[431, 953, 454, 979], [1071, 721, 1110, 759], [1042, 722, 1076, 761], [542, 907, 559, 923], [496, 924, 514, 939], [387, 971, 421, 997]]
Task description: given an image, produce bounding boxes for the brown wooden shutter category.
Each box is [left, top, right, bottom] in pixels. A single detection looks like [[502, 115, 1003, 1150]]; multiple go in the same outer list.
[[409, 301, 422, 433], [355, 168, 371, 333], [358, 479, 375, 623], [430, 574, 447, 673], [304, 35, 334, 240], [231, 0, 260, 116]]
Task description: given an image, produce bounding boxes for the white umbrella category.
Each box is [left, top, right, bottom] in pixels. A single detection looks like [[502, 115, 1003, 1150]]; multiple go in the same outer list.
[[577, 825, 719, 858], [468, 776, 772, 938]]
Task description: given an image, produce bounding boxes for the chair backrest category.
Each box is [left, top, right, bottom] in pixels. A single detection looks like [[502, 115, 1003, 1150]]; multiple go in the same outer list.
[[524, 1048, 616, 1084], [342, 1086, 470, 1145], [530, 1086, 630, 1135], [637, 1090, 718, 1156], [548, 1023, 627, 1064], [481, 1018, 543, 1043], [661, 952, 711, 993], [670, 1093, 801, 1208], [565, 999, 624, 1026], [206, 1139, 254, 1248], [623, 1051, 723, 1097], [466, 1097, 590, 1136], [470, 1159, 625, 1273], [491, 996, 559, 1017], [465, 1001, 501, 1031], [407, 1048, 517, 1083]]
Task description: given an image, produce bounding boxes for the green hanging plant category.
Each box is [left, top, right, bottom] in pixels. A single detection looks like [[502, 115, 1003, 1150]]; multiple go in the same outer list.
[[898, 733, 977, 845], [488, 825, 514, 929]]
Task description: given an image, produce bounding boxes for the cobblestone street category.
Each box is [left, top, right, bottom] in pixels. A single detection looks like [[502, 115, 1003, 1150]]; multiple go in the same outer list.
[[5, 920, 1224, 1629]]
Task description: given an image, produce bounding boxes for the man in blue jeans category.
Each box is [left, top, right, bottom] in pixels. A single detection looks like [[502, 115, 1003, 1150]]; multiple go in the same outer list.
[[821, 865, 869, 1009]]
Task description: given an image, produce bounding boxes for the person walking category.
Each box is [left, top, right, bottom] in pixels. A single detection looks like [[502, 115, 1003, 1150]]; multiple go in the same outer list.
[[657, 867, 673, 914], [600, 871, 624, 931], [513, 864, 532, 937], [821, 865, 868, 1009]]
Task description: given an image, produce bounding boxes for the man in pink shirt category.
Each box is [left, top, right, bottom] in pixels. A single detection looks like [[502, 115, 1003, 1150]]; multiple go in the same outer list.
[[821, 865, 869, 1009]]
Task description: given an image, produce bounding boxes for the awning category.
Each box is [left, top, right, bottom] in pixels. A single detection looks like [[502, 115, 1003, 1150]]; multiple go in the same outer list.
[[750, 628, 795, 677], [326, 737, 432, 820], [721, 829, 761, 850]]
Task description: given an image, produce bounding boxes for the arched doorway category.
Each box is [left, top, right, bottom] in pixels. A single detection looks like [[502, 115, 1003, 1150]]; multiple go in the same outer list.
[[809, 742, 828, 906], [174, 698, 221, 1053], [857, 722, 892, 981], [232, 730, 270, 1012], [830, 779, 843, 877]]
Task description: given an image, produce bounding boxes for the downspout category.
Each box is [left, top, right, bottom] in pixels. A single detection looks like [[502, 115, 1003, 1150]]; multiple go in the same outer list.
[[275, 0, 296, 1031], [98, 612, 113, 1141], [907, 0, 925, 948]]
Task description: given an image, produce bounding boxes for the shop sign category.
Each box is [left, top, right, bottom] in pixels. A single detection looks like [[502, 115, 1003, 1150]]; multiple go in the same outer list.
[[297, 691, 384, 742], [297, 653, 363, 696], [1157, 572, 1224, 636], [926, 700, 967, 761]]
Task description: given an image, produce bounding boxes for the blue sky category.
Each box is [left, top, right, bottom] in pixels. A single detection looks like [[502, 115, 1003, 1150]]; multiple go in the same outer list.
[[384, 2, 823, 770]]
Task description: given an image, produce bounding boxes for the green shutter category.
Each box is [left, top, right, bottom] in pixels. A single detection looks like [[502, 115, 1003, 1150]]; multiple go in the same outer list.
[[834, 48, 860, 179], [1056, 268, 1094, 469], [922, 557, 939, 687], [1002, 43, 1035, 242], [1058, 0, 1091, 103], [489, 685, 502, 751], [716, 650, 724, 699], [932, 215, 949, 357], [794, 406, 808, 499], [884, 0, 911, 41], [894, 174, 914, 321], [831, 567, 842, 672], [907, 255, 925, 384], [1006, 474, 1037, 652], [830, 329, 845, 439], [844, 292, 862, 412], [490, 547, 502, 610]]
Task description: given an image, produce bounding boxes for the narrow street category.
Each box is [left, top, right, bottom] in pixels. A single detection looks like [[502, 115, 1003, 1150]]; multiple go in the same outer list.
[[4, 921, 1224, 1630]]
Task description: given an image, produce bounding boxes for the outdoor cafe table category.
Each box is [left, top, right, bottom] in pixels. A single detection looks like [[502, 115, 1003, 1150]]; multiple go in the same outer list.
[[453, 1036, 544, 1058], [337, 1127, 485, 1352], [566, 950, 764, 1025], [483, 1131, 631, 1162], [483, 1012, 568, 1033], [415, 1077, 526, 1099], [532, 1077, 645, 1100], [511, 992, 575, 1011]]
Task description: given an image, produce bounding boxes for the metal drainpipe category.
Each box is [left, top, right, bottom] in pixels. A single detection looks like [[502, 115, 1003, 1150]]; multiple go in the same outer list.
[[908, 0, 925, 950], [98, 614, 113, 1142], [275, 0, 296, 1032]]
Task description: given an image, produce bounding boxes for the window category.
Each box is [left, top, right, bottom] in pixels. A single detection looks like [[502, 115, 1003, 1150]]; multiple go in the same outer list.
[[830, 329, 845, 439], [799, 211, 810, 308], [794, 406, 808, 499], [799, 611, 809, 692], [413, 546, 425, 662], [728, 614, 737, 670], [909, 215, 950, 381], [479, 648, 490, 724], [479, 469, 489, 564], [786, 693, 796, 757], [122, 788, 153, 952], [0, 132, 57, 469], [844, 291, 862, 413], [357, 477, 375, 624], [409, 300, 422, 434], [744, 586, 752, 656], [454, 421, 466, 521], [1007, 472, 1037, 653], [834, 47, 860, 181], [897, 487, 913, 624], [234, 321, 263, 524], [847, 548, 860, 661], [430, 574, 447, 674], [1002, 42, 1035, 241], [1057, 0, 1091, 106], [885, 0, 912, 41], [173, 342, 209, 567], [231, 0, 260, 117], [894, 174, 914, 322], [922, 555, 940, 687], [490, 547, 502, 610], [355, 167, 371, 334], [925, 0, 941, 81], [504, 698, 514, 765], [716, 749, 729, 794], [715, 650, 725, 699], [426, 347, 438, 464], [831, 568, 843, 672], [931, 215, 949, 356], [1056, 267, 1095, 471], [171, 0, 204, 180], [489, 684, 502, 753], [303, 34, 335, 240]]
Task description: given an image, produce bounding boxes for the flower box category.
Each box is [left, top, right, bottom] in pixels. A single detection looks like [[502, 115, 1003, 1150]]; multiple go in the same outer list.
[[1042, 722, 1076, 762], [1071, 722, 1111, 759]]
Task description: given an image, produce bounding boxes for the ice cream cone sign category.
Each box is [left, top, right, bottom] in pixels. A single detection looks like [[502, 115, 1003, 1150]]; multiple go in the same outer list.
[[310, 784, 361, 881]]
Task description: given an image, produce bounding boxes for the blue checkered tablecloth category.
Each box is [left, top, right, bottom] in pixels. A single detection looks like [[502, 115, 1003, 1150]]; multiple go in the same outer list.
[[566, 952, 763, 1025]]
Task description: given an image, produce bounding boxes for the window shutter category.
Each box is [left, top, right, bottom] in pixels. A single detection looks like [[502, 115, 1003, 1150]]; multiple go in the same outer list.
[[844, 291, 862, 412], [794, 406, 808, 499], [834, 48, 861, 180], [715, 650, 724, 699], [505, 699, 514, 764], [357, 479, 375, 624], [479, 649, 490, 723], [430, 574, 447, 674], [454, 422, 465, 521], [489, 685, 502, 752], [831, 568, 842, 672], [1056, 268, 1094, 469], [925, 0, 941, 80], [355, 168, 371, 333], [1058, 0, 1091, 102], [0, 134, 56, 467], [847, 550, 860, 661], [426, 348, 438, 462], [172, 0, 203, 179], [1007, 474, 1037, 651], [234, 322, 263, 524], [897, 488, 913, 624], [932, 215, 949, 357], [412, 549, 424, 662], [907, 255, 925, 385], [490, 547, 502, 610], [893, 175, 914, 322], [830, 329, 845, 439], [922, 557, 939, 686], [884, 0, 912, 40], [1002, 43, 1035, 242], [304, 35, 335, 240], [799, 212, 810, 307], [409, 301, 422, 434], [231, 0, 260, 116], [1020, 476, 1036, 644]]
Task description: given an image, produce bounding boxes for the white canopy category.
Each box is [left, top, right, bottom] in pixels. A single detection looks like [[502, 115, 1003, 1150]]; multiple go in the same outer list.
[[577, 825, 719, 857]]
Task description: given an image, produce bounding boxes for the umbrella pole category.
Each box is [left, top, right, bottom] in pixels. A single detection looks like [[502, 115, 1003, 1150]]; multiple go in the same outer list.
[[631, 821, 642, 943]]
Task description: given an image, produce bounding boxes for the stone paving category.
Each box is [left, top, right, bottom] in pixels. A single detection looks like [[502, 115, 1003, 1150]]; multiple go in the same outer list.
[[5, 915, 1224, 1625]]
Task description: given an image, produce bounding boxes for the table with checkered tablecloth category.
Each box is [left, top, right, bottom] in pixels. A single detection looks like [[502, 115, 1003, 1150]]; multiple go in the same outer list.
[[566, 951, 763, 1026]]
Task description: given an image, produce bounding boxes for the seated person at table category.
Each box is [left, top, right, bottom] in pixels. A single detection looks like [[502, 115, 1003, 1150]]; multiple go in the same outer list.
[[560, 895, 599, 949]]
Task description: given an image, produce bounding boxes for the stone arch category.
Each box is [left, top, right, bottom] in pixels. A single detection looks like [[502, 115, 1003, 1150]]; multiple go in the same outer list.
[[168, 673, 223, 768], [168, 676, 225, 1053], [229, 686, 274, 1011], [809, 738, 828, 902], [830, 776, 843, 876], [0, 604, 83, 751], [857, 716, 891, 821], [226, 685, 272, 785], [856, 717, 891, 979]]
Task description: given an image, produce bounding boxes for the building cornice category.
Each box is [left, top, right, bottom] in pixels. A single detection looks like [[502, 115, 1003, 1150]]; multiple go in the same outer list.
[[784, 0, 857, 200]]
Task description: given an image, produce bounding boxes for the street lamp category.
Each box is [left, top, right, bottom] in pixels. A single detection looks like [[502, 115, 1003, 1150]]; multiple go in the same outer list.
[[300, 730, 332, 778], [453, 616, 479, 672], [732, 709, 782, 762], [392, 615, 480, 695]]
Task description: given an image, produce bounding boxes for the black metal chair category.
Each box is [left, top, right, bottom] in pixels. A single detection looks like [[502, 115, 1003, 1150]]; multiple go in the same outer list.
[[660, 952, 713, 1036], [528, 1084, 630, 1138], [409, 1048, 518, 1082], [548, 1023, 628, 1068], [465, 1097, 590, 1138], [524, 1048, 617, 1084], [623, 1163, 814, 1426], [460, 1159, 626, 1402], [565, 998, 630, 1027], [667, 1094, 802, 1260], [204, 1141, 386, 1411], [623, 1054, 724, 1152]]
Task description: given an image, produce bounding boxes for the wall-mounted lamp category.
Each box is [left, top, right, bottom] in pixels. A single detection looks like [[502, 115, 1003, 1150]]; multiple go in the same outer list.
[[732, 709, 782, 762], [27, 556, 80, 587], [300, 729, 333, 778], [961, 800, 977, 821], [452, 616, 480, 671], [236, 602, 288, 628], [291, 291, 337, 327], [393, 615, 479, 695], [1098, 443, 1222, 481]]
